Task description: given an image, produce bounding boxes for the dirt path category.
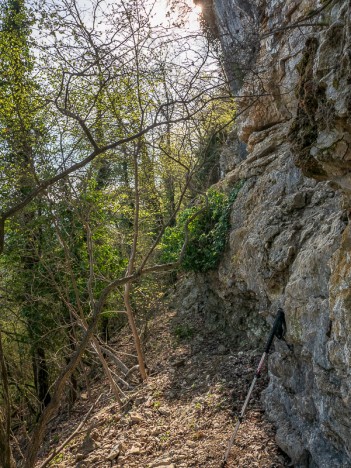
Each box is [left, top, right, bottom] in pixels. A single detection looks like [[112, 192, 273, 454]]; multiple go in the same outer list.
[[35, 308, 290, 467]]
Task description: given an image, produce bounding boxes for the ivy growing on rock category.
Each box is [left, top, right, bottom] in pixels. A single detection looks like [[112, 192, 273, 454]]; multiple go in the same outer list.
[[160, 183, 243, 272]]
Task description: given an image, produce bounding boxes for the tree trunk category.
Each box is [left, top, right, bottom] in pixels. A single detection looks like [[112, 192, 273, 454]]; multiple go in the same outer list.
[[67, 335, 78, 411], [100, 315, 110, 342], [165, 174, 176, 225], [0, 413, 15, 468], [91, 336, 122, 404], [124, 281, 147, 380], [32, 346, 51, 413], [123, 145, 147, 381], [0, 331, 15, 468]]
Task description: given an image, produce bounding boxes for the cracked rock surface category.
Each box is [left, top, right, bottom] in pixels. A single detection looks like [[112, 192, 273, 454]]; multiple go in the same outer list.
[[186, 0, 351, 465]]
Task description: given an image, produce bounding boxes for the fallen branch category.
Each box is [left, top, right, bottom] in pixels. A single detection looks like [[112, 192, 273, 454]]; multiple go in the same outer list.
[[110, 370, 130, 391], [124, 365, 139, 379], [99, 344, 129, 376]]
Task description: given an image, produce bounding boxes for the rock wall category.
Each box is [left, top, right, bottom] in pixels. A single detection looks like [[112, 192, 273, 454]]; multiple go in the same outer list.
[[179, 0, 351, 466]]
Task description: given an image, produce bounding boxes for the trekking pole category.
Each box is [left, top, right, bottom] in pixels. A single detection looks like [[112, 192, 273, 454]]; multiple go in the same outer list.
[[221, 308, 286, 467]]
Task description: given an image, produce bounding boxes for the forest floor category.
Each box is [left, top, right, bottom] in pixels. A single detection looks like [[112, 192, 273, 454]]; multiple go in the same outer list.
[[34, 304, 290, 468]]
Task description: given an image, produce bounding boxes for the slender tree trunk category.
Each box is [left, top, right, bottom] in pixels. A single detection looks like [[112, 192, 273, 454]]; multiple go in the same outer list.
[[165, 174, 176, 225], [0, 331, 15, 468], [100, 315, 110, 342], [124, 281, 147, 380], [32, 346, 51, 413], [23, 204, 51, 414], [123, 145, 147, 381], [67, 335, 78, 411], [163, 116, 176, 225], [91, 336, 122, 404]]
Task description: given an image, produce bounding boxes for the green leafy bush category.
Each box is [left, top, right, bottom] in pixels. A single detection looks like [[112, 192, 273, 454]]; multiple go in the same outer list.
[[160, 184, 242, 272], [173, 323, 195, 340]]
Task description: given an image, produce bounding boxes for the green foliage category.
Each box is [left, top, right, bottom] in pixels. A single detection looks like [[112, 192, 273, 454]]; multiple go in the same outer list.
[[173, 323, 195, 340], [160, 183, 243, 272], [0, 0, 50, 209], [0, 0, 237, 440], [51, 452, 64, 464]]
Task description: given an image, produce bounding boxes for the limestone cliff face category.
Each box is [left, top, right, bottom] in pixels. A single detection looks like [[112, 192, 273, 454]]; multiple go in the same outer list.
[[180, 0, 351, 466]]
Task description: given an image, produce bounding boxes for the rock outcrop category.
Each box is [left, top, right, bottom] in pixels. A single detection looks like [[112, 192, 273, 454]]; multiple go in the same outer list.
[[179, 0, 351, 466]]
